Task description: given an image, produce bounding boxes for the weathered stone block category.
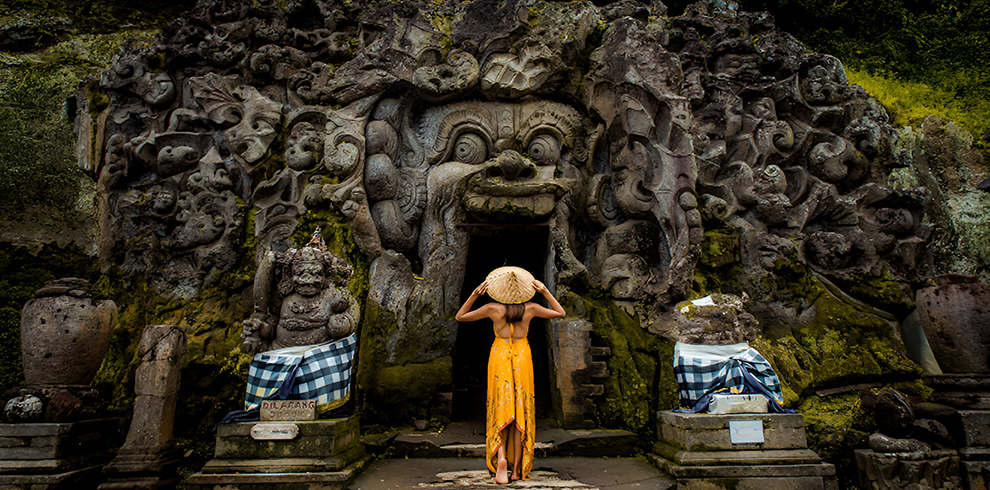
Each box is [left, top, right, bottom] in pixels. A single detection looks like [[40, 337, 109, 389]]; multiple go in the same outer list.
[[649, 453, 835, 489], [963, 460, 990, 490], [201, 446, 364, 474], [211, 418, 360, 467], [186, 456, 367, 490], [855, 449, 960, 489], [0, 437, 27, 448], [0, 464, 105, 490], [652, 412, 836, 490], [959, 410, 990, 447], [653, 442, 823, 466], [0, 419, 123, 465], [658, 412, 808, 451]]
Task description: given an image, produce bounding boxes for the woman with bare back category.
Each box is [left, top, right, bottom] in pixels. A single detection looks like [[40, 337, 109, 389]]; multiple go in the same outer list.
[[455, 267, 566, 484]]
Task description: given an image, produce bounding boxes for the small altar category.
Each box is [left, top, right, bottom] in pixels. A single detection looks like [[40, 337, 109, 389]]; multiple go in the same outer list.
[[650, 411, 837, 490]]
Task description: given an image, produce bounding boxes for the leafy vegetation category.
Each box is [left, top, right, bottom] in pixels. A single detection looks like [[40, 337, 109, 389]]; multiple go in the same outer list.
[[0, 64, 86, 213], [0, 0, 195, 35], [743, 0, 990, 145]]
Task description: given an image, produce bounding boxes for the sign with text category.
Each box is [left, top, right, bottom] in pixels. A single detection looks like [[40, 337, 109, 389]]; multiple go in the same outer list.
[[260, 399, 317, 421], [728, 419, 765, 444], [250, 423, 299, 440]]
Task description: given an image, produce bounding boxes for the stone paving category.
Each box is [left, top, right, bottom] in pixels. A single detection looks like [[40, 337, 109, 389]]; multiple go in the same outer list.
[[347, 458, 675, 490]]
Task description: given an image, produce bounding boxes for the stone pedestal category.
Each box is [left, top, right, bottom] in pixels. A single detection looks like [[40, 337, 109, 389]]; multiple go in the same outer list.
[[0, 418, 124, 489], [186, 417, 366, 490], [649, 411, 837, 490], [855, 448, 960, 489], [925, 374, 990, 489], [547, 318, 609, 429], [99, 325, 186, 490]]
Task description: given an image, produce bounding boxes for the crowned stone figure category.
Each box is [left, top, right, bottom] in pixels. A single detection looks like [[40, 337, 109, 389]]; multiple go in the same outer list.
[[239, 229, 359, 415]]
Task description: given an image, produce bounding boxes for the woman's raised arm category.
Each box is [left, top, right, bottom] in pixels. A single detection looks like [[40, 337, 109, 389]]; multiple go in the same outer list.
[[529, 280, 565, 319], [455, 281, 494, 322]]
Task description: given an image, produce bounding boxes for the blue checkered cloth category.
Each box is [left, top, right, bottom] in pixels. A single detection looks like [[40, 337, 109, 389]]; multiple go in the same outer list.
[[245, 333, 357, 413], [673, 342, 784, 411]]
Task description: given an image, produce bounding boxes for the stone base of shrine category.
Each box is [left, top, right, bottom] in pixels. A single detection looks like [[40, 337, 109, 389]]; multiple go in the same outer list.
[[0, 418, 124, 490], [186, 417, 366, 490], [649, 411, 837, 490]]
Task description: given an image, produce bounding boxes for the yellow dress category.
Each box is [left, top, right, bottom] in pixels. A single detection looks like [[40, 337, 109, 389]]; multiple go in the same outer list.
[[486, 322, 535, 480]]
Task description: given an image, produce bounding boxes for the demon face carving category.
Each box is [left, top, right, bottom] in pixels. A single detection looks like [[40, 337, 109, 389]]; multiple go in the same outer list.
[[421, 100, 591, 223]]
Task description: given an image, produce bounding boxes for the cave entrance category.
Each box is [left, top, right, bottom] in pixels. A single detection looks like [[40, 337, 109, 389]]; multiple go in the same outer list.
[[453, 224, 552, 423]]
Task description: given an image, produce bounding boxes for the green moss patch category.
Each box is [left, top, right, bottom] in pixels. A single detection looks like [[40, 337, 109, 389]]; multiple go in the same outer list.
[[580, 292, 676, 439], [799, 393, 872, 490], [362, 357, 453, 424]]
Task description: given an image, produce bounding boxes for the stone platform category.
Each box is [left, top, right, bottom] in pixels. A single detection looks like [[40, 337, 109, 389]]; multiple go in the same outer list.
[[384, 420, 637, 458], [649, 411, 836, 490], [186, 417, 365, 490], [0, 418, 124, 490], [349, 457, 674, 490]]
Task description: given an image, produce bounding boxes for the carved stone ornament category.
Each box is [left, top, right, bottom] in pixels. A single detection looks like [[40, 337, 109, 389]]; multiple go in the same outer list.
[[241, 229, 359, 355], [83, 0, 934, 425]]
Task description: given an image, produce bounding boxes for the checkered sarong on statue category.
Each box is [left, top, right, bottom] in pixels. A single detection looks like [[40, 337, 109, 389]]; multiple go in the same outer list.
[[673, 342, 783, 410], [245, 333, 356, 413]]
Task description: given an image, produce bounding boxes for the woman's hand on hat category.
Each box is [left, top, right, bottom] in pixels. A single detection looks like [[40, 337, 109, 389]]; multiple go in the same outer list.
[[533, 280, 546, 294], [473, 281, 488, 297]]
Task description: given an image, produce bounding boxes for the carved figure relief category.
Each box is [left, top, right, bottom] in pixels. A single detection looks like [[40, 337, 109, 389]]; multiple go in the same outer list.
[[241, 230, 358, 355], [83, 0, 933, 425]]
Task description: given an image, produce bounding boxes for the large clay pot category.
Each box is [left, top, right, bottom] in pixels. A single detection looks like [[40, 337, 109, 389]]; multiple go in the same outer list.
[[20, 278, 117, 385], [917, 275, 990, 373]]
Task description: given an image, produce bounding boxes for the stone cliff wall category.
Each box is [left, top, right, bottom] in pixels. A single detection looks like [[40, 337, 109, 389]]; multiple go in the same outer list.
[[0, 0, 988, 482]]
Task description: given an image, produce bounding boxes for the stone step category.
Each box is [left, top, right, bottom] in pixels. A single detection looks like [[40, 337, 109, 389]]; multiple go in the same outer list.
[[652, 441, 824, 466], [186, 455, 371, 490], [385, 422, 637, 458], [648, 452, 836, 479], [349, 457, 675, 490]]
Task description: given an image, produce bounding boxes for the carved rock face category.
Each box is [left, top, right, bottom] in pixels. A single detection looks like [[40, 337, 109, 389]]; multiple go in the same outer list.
[[420, 100, 588, 222], [81, 0, 937, 425]]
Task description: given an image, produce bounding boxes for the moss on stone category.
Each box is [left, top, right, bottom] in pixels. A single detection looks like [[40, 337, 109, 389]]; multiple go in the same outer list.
[[291, 208, 371, 307], [834, 270, 916, 319], [0, 60, 88, 214], [799, 392, 871, 490], [698, 228, 737, 268], [1, 0, 195, 37], [363, 357, 453, 424], [580, 293, 673, 438], [0, 307, 24, 391]]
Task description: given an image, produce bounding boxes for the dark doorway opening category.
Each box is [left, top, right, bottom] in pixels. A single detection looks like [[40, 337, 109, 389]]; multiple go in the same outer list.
[[453, 224, 552, 423]]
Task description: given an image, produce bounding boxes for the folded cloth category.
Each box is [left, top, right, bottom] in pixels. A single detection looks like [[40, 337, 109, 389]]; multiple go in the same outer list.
[[673, 342, 785, 411], [245, 333, 357, 413]]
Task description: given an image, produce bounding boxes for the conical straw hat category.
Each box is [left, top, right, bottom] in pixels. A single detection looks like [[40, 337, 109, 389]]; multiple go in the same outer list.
[[485, 266, 536, 304]]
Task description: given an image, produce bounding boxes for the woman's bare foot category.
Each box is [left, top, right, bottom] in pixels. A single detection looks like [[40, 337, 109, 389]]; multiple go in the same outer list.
[[510, 471, 521, 481], [495, 458, 509, 484]]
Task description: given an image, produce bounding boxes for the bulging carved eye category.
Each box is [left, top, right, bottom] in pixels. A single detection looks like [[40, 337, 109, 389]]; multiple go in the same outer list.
[[453, 132, 487, 164], [527, 134, 560, 166]]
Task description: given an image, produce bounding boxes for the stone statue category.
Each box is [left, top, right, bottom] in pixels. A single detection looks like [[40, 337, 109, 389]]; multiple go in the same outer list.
[[241, 229, 358, 355]]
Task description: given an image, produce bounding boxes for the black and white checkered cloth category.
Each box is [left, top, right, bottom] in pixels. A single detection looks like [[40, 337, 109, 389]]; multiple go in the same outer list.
[[245, 333, 356, 413], [673, 342, 783, 409]]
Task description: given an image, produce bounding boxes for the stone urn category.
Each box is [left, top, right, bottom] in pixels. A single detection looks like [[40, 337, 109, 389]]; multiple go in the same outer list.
[[917, 274, 990, 373], [20, 278, 117, 385]]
